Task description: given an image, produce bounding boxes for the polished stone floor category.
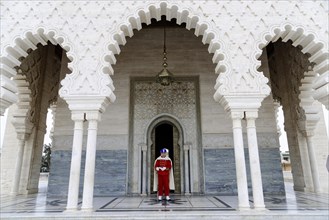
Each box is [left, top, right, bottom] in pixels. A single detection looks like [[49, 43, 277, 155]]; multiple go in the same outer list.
[[0, 174, 328, 219]]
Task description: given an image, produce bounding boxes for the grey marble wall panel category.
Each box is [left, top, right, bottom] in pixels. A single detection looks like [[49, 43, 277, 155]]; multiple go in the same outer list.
[[53, 135, 128, 150], [96, 135, 129, 150], [256, 133, 280, 148], [94, 150, 127, 195], [53, 136, 73, 150], [204, 149, 237, 195], [202, 133, 233, 148], [258, 148, 286, 195], [202, 133, 279, 149], [47, 150, 127, 198], [204, 148, 285, 196], [47, 150, 71, 197]]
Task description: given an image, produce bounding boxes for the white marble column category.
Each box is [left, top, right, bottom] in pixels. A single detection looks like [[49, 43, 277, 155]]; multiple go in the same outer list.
[[66, 113, 84, 211], [81, 112, 101, 211], [11, 115, 33, 195], [11, 136, 28, 195], [305, 132, 321, 193], [49, 104, 57, 142], [231, 111, 250, 210], [141, 144, 147, 195], [245, 111, 265, 209], [184, 144, 190, 195]]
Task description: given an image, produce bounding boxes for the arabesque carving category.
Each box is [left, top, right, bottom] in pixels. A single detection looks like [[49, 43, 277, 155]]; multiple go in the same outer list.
[[1, 1, 328, 114]]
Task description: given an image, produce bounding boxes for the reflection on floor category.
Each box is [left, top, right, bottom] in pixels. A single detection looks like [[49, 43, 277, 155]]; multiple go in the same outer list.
[[0, 177, 328, 219], [96, 196, 235, 212], [1, 192, 328, 214]]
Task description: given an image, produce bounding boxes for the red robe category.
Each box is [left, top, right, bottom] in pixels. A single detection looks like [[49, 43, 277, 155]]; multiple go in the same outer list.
[[154, 157, 172, 196]]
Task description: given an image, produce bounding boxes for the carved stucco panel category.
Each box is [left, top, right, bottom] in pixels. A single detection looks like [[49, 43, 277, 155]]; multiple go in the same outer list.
[[130, 79, 199, 193], [133, 81, 196, 146], [1, 1, 328, 111], [19, 45, 47, 125]]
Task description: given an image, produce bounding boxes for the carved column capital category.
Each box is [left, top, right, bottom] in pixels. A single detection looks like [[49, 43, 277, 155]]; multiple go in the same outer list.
[[140, 144, 147, 152], [298, 119, 318, 137], [217, 94, 265, 119], [71, 112, 85, 121], [230, 111, 244, 120], [85, 111, 102, 122], [11, 119, 34, 140], [245, 111, 258, 120], [183, 144, 190, 151]]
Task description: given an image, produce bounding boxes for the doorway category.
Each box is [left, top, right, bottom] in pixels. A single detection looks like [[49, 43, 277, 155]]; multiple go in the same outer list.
[[150, 122, 181, 193]]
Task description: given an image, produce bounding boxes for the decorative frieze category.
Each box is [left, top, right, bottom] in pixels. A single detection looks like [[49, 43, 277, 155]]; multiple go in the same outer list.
[[1, 1, 328, 114]]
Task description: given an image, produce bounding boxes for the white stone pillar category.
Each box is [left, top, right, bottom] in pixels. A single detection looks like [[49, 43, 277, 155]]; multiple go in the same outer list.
[[297, 132, 313, 192], [49, 104, 57, 142], [81, 112, 101, 211], [305, 133, 321, 193], [188, 146, 194, 194], [184, 144, 190, 195], [66, 113, 84, 211], [231, 111, 250, 210], [11, 114, 33, 195], [245, 111, 265, 209], [11, 136, 27, 195], [141, 144, 147, 195]]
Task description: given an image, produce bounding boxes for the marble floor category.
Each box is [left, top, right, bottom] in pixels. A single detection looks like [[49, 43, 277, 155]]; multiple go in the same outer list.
[[0, 175, 328, 220]]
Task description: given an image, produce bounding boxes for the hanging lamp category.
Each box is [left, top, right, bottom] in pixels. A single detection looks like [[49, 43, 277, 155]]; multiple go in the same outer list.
[[156, 19, 174, 86]]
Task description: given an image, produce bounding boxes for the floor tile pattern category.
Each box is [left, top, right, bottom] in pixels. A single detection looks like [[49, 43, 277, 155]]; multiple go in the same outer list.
[[1, 180, 328, 219]]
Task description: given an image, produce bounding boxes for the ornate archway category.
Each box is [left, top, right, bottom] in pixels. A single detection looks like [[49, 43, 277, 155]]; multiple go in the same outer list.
[[0, 27, 74, 195], [0, 27, 76, 115], [254, 22, 328, 193], [100, 1, 231, 104], [146, 115, 185, 195], [252, 22, 329, 109]]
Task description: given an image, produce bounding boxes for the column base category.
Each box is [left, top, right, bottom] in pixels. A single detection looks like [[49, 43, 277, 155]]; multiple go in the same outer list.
[[64, 207, 79, 212], [10, 191, 18, 196], [26, 188, 38, 194], [253, 205, 267, 211], [184, 192, 191, 196], [304, 187, 314, 192], [314, 189, 322, 194], [238, 206, 251, 211], [140, 193, 147, 196], [293, 185, 305, 192], [81, 206, 93, 212]]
